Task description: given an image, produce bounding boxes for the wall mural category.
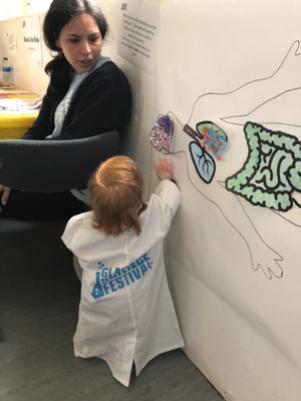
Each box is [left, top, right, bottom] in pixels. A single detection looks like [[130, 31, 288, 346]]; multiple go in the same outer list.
[[150, 40, 301, 280]]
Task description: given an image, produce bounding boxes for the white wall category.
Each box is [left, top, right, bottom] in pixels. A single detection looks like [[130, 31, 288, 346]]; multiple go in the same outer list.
[[21, 0, 52, 16], [0, 13, 50, 95], [0, 0, 23, 21], [0, 0, 52, 21], [0, 0, 53, 94]]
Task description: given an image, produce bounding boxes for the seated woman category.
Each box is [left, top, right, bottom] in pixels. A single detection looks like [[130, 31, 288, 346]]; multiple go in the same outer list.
[[0, 0, 131, 221]]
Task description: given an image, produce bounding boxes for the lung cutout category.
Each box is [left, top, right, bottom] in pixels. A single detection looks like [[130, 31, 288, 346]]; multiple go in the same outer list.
[[196, 121, 228, 160], [189, 141, 216, 183]]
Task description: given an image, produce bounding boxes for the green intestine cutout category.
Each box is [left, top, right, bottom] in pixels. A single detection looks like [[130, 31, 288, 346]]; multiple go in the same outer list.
[[226, 121, 301, 211]]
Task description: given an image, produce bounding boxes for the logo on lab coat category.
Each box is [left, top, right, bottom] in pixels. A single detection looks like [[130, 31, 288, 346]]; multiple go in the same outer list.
[[92, 252, 154, 299]]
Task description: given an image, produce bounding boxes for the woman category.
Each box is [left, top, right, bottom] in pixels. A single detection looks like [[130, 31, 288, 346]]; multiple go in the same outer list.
[[0, 0, 131, 220]]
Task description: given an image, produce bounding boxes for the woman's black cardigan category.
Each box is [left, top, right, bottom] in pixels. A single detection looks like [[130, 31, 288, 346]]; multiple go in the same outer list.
[[22, 61, 132, 140]]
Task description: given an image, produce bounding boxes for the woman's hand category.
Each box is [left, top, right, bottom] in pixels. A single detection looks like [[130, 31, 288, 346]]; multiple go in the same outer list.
[[0, 185, 11, 205], [154, 159, 174, 181]]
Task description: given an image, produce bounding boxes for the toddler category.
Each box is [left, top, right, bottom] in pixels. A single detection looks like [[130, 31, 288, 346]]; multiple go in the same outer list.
[[62, 156, 184, 387]]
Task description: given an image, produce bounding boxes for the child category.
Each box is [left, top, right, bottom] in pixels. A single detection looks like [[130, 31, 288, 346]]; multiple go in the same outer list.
[[61, 156, 184, 387]]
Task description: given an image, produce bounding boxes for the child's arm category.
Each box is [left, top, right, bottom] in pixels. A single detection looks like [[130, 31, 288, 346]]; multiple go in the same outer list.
[[152, 159, 181, 228], [154, 159, 175, 181]]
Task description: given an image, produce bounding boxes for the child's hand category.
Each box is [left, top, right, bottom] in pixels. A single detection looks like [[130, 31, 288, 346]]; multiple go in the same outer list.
[[154, 159, 174, 180], [0, 185, 11, 206]]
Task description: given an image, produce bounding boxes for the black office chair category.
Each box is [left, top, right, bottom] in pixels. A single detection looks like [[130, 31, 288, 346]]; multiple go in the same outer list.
[[0, 131, 120, 193], [0, 131, 120, 341]]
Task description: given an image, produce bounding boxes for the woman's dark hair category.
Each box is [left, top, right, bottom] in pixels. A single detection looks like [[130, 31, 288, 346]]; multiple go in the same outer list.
[[43, 0, 108, 92]]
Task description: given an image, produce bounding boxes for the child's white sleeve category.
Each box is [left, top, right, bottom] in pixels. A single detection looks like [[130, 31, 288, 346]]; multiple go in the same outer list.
[[61, 215, 81, 253], [154, 179, 181, 219]]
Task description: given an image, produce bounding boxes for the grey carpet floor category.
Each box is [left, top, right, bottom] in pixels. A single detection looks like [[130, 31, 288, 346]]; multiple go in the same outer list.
[[0, 222, 224, 401]]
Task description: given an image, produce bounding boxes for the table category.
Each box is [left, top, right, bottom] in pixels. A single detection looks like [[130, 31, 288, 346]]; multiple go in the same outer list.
[[0, 83, 41, 139]]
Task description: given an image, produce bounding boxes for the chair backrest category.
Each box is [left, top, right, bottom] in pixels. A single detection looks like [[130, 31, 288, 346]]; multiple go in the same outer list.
[[0, 131, 120, 193]]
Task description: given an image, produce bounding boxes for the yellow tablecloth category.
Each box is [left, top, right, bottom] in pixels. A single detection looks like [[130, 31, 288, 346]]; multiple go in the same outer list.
[[0, 112, 39, 139], [0, 85, 40, 139]]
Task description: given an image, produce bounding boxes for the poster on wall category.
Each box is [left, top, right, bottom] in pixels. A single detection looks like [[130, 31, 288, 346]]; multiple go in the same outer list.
[[100, 0, 301, 398], [20, 14, 42, 68], [117, 1, 160, 74], [142, 1, 301, 395]]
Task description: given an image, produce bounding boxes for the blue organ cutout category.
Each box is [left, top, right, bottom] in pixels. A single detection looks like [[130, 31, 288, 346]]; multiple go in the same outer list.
[[189, 141, 216, 183]]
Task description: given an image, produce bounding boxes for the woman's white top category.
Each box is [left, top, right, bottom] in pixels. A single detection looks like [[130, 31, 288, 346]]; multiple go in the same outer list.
[[61, 179, 184, 386], [48, 56, 111, 139]]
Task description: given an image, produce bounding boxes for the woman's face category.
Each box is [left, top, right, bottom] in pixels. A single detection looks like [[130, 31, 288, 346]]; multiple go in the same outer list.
[[56, 12, 103, 74]]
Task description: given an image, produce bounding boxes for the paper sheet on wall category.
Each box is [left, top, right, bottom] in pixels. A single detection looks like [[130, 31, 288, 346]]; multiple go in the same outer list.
[[117, 1, 160, 74], [147, 0, 301, 378], [101, 1, 301, 395], [20, 15, 43, 69]]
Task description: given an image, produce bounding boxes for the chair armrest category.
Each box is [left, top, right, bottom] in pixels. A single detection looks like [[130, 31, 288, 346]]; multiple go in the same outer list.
[[0, 131, 120, 193]]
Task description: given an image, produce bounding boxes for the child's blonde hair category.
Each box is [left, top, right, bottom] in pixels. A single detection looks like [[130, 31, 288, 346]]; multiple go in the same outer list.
[[88, 155, 145, 236]]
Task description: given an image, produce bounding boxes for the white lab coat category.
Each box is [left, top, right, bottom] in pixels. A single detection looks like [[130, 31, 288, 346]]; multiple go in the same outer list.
[[61, 180, 184, 387]]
